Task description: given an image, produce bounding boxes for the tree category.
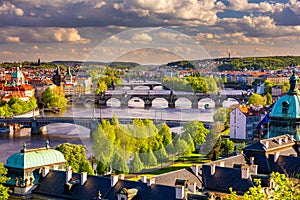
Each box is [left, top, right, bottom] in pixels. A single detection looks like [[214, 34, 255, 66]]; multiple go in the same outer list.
[[130, 153, 143, 173], [0, 163, 10, 200], [96, 160, 110, 175], [224, 172, 300, 200], [182, 121, 208, 146], [154, 146, 169, 163], [248, 93, 266, 106], [79, 160, 95, 175], [158, 123, 172, 146], [42, 85, 67, 109], [266, 93, 272, 105], [221, 139, 235, 156], [112, 151, 129, 174], [140, 149, 158, 167], [213, 107, 231, 129], [55, 143, 93, 174], [95, 80, 108, 95]]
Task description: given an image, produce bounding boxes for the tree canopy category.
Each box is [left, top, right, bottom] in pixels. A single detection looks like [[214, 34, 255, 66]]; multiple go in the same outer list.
[[55, 143, 94, 175], [0, 163, 10, 200], [42, 85, 67, 109], [248, 93, 266, 106]]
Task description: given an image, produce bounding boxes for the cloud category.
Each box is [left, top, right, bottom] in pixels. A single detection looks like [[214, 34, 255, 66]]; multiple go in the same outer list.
[[227, 0, 285, 13], [0, 2, 24, 16], [0, 27, 89, 43], [132, 33, 152, 43]]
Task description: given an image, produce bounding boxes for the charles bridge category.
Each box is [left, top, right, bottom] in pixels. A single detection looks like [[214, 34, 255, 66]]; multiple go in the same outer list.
[[70, 90, 250, 108]]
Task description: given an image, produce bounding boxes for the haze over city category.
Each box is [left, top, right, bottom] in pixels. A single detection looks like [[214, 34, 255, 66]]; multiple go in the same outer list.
[[1, 0, 300, 64]]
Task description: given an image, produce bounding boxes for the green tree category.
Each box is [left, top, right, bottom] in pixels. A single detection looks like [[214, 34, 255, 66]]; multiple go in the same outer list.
[[96, 160, 110, 175], [154, 146, 169, 163], [264, 80, 273, 94], [55, 143, 93, 174], [95, 80, 108, 95], [42, 85, 67, 109], [0, 162, 10, 200], [79, 160, 95, 175], [112, 151, 129, 174], [130, 153, 144, 173], [140, 149, 158, 167], [248, 93, 266, 106], [221, 139, 235, 156], [182, 121, 208, 146], [213, 108, 231, 129], [158, 123, 172, 146], [266, 93, 272, 105]]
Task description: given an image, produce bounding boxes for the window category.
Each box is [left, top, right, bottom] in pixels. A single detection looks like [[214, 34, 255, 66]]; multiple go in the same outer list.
[[282, 101, 289, 114]]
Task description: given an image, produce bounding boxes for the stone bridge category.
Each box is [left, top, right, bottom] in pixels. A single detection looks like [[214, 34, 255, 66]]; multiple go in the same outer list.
[[0, 117, 213, 135], [71, 91, 249, 108]]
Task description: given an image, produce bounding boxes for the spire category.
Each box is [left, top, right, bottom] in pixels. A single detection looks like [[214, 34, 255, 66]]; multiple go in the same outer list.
[[67, 66, 71, 75], [288, 68, 299, 95], [45, 140, 50, 149], [56, 66, 60, 75]]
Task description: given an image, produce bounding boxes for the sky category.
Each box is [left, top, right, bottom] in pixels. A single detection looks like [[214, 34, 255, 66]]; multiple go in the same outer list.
[[0, 0, 300, 64]]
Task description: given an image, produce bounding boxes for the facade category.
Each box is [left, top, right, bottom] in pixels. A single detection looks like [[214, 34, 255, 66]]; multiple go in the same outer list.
[[268, 69, 300, 141], [52, 66, 64, 87], [5, 142, 66, 197], [230, 105, 264, 140]]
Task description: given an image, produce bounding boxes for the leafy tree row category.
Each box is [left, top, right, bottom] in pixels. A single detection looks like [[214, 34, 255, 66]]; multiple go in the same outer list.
[[92, 117, 209, 174], [0, 97, 37, 117], [162, 76, 219, 93]]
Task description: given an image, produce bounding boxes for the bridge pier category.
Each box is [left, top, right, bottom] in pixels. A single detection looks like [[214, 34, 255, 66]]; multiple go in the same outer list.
[[144, 100, 152, 108], [31, 126, 47, 135], [168, 102, 175, 108]]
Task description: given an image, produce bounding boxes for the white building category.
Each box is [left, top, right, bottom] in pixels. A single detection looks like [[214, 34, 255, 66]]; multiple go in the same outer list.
[[230, 105, 264, 140]]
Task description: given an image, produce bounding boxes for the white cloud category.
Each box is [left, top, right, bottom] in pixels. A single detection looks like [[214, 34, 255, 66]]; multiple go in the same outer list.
[[0, 27, 90, 44], [0, 2, 24, 16], [228, 0, 285, 13], [132, 33, 152, 43]]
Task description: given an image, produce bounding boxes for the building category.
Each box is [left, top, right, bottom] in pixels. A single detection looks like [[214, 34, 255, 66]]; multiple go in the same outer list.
[[230, 105, 264, 140], [52, 66, 64, 87], [268, 69, 300, 141], [201, 135, 300, 196], [5, 141, 66, 197]]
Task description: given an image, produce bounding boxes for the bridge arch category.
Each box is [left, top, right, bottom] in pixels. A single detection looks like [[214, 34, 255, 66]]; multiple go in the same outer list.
[[106, 97, 121, 107], [152, 98, 168, 108], [128, 97, 145, 108], [175, 97, 192, 108], [198, 98, 216, 109], [133, 85, 151, 90], [222, 98, 239, 108]]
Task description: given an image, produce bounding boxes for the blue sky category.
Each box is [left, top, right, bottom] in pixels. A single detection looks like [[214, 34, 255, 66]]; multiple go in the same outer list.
[[0, 0, 300, 64]]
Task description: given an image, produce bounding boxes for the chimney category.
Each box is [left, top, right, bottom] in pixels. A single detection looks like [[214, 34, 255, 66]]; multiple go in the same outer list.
[[140, 176, 147, 183], [119, 174, 125, 180], [53, 165, 59, 170], [111, 175, 118, 187], [278, 138, 282, 145], [250, 165, 258, 175], [175, 185, 185, 199], [81, 172, 87, 186], [250, 157, 254, 165], [191, 165, 199, 175], [66, 167, 72, 183], [264, 141, 269, 149], [42, 166, 49, 177], [241, 165, 249, 179], [210, 164, 216, 175], [219, 162, 225, 167], [188, 182, 196, 193], [147, 178, 155, 186], [284, 136, 288, 143], [274, 152, 279, 162]]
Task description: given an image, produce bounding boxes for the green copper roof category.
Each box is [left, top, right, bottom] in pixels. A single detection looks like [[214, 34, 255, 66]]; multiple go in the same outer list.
[[11, 67, 25, 79], [5, 148, 66, 169], [270, 69, 300, 118]]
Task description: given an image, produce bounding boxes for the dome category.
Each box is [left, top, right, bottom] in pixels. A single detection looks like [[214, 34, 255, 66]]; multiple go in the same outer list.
[[270, 94, 300, 118], [5, 148, 66, 169], [270, 69, 300, 118], [11, 67, 25, 79]]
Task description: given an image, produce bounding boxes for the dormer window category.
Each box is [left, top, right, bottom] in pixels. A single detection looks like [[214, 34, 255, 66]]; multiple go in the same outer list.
[[282, 101, 289, 114]]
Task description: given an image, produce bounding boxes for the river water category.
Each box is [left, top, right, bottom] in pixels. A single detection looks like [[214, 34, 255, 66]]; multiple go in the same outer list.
[[0, 89, 242, 164]]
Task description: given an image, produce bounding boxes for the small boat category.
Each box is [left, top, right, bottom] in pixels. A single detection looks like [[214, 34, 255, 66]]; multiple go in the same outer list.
[[204, 104, 211, 109], [133, 99, 140, 102]]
